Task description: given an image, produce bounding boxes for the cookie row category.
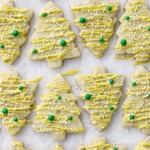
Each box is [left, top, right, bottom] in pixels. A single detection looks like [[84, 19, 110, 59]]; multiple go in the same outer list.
[[0, 66, 149, 139], [0, 0, 150, 68], [9, 136, 150, 150]]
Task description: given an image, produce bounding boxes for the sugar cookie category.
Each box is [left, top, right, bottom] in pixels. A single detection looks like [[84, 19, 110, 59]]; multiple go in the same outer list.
[[10, 141, 31, 150], [53, 145, 64, 150]]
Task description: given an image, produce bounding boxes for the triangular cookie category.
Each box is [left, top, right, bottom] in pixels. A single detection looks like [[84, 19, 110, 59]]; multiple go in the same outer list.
[[77, 136, 126, 150], [76, 66, 125, 131], [0, 71, 41, 135], [9, 141, 31, 150], [71, 0, 119, 57], [29, 1, 80, 68], [115, 0, 150, 65], [122, 66, 150, 134], [0, 0, 33, 64], [32, 74, 84, 141]]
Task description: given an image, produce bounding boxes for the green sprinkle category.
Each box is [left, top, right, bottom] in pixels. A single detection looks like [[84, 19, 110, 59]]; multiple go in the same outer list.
[[84, 94, 91, 100], [99, 37, 104, 43], [60, 40, 67, 46], [108, 79, 114, 85], [0, 44, 5, 49], [48, 115, 54, 121], [42, 12, 47, 17], [57, 95, 62, 100], [107, 6, 112, 11], [32, 49, 38, 54], [12, 30, 19, 36], [125, 16, 130, 20], [13, 117, 18, 122], [130, 115, 135, 120], [79, 17, 86, 23], [18, 86, 23, 91], [121, 39, 127, 46], [109, 106, 114, 111], [147, 93, 150, 98], [148, 27, 150, 31], [132, 82, 137, 86], [68, 116, 73, 120], [113, 148, 118, 150], [2, 108, 8, 115]]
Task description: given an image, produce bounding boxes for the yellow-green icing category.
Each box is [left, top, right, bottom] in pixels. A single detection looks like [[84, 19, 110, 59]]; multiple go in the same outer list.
[[10, 141, 31, 150], [122, 66, 150, 134], [0, 0, 33, 64], [71, 1, 119, 57], [115, 0, 150, 65], [0, 71, 41, 135], [29, 1, 80, 68], [32, 74, 84, 141], [76, 67, 125, 131], [135, 137, 150, 150], [77, 136, 126, 150]]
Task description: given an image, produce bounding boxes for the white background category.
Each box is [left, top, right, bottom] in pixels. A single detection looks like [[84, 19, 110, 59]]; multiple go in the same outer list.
[[0, 0, 149, 149]]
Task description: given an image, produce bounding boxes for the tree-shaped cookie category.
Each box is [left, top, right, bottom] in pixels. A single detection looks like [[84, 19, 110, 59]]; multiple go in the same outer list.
[[0, 71, 41, 135], [29, 1, 80, 68], [9, 141, 31, 150], [32, 74, 84, 141], [115, 0, 150, 65], [77, 136, 126, 150], [71, 0, 119, 57], [122, 66, 150, 134], [53, 145, 64, 150], [0, 0, 33, 64], [135, 137, 150, 150], [76, 66, 125, 131]]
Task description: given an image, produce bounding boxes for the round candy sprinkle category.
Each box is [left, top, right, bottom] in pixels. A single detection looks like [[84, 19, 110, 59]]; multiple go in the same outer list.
[[79, 17, 86, 23], [125, 16, 130, 20], [84, 94, 91, 100], [0, 44, 5, 49], [132, 82, 137, 86], [18, 86, 23, 91], [68, 116, 73, 120], [108, 79, 114, 85], [147, 93, 150, 98], [60, 40, 67, 46], [13, 117, 18, 122], [57, 95, 62, 100], [148, 27, 150, 31], [130, 115, 135, 120], [99, 37, 104, 43], [107, 6, 112, 11], [42, 12, 47, 17], [12, 30, 19, 37], [2, 108, 8, 114], [48, 115, 54, 121], [121, 39, 127, 46], [109, 106, 114, 111], [32, 49, 38, 54], [113, 148, 118, 150]]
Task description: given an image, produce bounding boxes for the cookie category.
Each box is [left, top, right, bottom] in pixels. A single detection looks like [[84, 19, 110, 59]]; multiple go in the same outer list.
[[71, 0, 119, 57], [53, 145, 64, 150], [0, 71, 41, 135], [135, 136, 150, 150], [0, 0, 33, 65], [29, 1, 80, 68], [32, 74, 85, 141], [9, 141, 31, 150], [122, 66, 150, 134], [76, 66, 125, 131], [115, 0, 150, 65], [77, 136, 126, 150]]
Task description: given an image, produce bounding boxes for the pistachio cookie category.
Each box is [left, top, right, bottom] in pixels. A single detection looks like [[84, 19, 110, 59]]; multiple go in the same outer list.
[[53, 145, 64, 150], [115, 0, 150, 65], [76, 66, 125, 131], [71, 0, 119, 57], [77, 136, 126, 150], [9, 141, 31, 150], [122, 66, 150, 134], [32, 74, 84, 141], [0, 71, 41, 135], [0, 0, 33, 64], [29, 1, 80, 68]]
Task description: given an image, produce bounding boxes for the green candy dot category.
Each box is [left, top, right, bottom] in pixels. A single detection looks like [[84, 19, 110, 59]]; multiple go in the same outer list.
[[132, 82, 137, 86], [79, 17, 86, 23], [12, 30, 19, 37], [84, 94, 91, 100], [57, 95, 62, 100], [109, 106, 114, 111], [125, 16, 130, 20], [2, 108, 8, 114], [107, 6, 112, 11], [99, 37, 104, 43], [18, 86, 23, 91], [42, 12, 47, 17], [48, 115, 54, 121], [130, 115, 135, 120], [148, 27, 150, 31], [147, 93, 150, 98], [108, 79, 114, 85], [68, 116, 73, 120], [13, 117, 18, 122], [113, 148, 118, 150], [121, 39, 127, 46], [32, 49, 38, 54], [0, 44, 5, 49], [60, 40, 67, 46]]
